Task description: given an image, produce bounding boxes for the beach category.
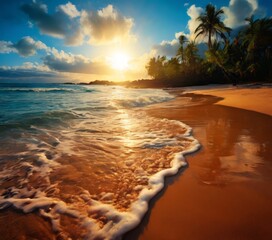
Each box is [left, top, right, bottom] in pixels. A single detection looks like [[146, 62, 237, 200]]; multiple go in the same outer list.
[[1, 0, 272, 238], [184, 84, 272, 115], [125, 85, 272, 239], [0, 84, 271, 239]]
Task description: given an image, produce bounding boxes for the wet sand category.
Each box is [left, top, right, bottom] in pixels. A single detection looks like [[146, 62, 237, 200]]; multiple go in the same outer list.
[[125, 91, 272, 239]]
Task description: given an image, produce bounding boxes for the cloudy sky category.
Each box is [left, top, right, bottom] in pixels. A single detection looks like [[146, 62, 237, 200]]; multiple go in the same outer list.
[[0, 0, 271, 82]]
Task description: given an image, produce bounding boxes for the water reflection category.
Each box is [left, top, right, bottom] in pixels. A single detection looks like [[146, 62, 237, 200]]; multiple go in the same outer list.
[[219, 134, 263, 181], [118, 110, 137, 148], [148, 97, 272, 186]]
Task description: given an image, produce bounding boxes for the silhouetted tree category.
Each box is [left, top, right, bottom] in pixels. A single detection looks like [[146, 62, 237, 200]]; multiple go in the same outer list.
[[176, 35, 188, 63], [195, 4, 231, 49], [164, 57, 180, 78], [146, 56, 166, 79], [183, 41, 200, 66], [145, 12, 271, 86], [239, 16, 272, 79]]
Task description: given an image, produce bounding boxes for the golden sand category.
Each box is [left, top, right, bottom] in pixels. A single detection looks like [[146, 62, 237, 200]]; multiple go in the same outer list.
[[125, 86, 272, 239], [186, 84, 272, 116]]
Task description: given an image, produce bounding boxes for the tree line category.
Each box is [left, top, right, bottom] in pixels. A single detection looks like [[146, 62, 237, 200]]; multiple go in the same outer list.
[[146, 4, 272, 86]]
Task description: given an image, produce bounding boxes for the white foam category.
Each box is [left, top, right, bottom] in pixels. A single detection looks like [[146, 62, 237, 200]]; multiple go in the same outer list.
[[0, 87, 78, 93], [0, 87, 200, 239], [78, 120, 200, 240], [80, 127, 200, 240], [112, 95, 174, 108]]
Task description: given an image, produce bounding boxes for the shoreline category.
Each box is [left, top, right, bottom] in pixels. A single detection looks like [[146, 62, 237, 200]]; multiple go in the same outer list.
[[182, 84, 272, 116], [125, 87, 272, 239], [0, 85, 271, 239]]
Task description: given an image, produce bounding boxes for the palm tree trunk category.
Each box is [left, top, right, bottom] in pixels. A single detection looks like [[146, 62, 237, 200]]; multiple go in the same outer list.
[[208, 30, 212, 49]]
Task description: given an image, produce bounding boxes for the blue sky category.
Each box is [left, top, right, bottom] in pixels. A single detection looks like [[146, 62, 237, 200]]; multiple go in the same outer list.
[[0, 0, 271, 82]]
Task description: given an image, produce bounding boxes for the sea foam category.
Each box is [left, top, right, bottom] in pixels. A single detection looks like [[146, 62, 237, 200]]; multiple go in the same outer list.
[[0, 84, 200, 239], [0, 117, 199, 239]]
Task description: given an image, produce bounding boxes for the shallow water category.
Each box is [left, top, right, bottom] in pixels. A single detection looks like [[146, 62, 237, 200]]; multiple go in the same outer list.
[[0, 83, 199, 239]]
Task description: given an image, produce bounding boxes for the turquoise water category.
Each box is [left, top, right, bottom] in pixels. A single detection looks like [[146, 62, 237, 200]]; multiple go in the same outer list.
[[0, 83, 199, 239]]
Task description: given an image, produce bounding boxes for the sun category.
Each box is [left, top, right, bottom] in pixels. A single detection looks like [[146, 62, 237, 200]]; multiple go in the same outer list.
[[109, 52, 130, 71]]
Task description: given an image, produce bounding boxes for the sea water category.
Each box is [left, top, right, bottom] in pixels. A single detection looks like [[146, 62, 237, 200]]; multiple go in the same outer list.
[[0, 83, 200, 239]]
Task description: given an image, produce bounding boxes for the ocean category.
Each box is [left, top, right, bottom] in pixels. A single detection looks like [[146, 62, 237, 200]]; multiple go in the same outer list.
[[0, 83, 199, 239]]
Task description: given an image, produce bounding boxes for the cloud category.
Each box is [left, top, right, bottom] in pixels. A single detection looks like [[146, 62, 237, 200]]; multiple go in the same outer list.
[[223, 0, 266, 28], [152, 32, 190, 58], [12, 36, 48, 57], [0, 36, 112, 75], [57, 2, 80, 18], [0, 62, 60, 81], [152, 39, 180, 57], [81, 5, 135, 45], [186, 5, 204, 41], [21, 1, 83, 46], [151, 3, 208, 58], [0, 41, 15, 54], [21, 1, 135, 46], [0, 36, 48, 57], [43, 48, 111, 74]]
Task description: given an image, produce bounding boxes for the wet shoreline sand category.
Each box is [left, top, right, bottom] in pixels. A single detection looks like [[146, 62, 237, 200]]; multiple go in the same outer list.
[[125, 89, 272, 239]]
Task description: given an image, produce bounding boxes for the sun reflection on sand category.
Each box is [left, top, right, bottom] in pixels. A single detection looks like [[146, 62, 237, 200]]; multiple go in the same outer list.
[[219, 134, 263, 180]]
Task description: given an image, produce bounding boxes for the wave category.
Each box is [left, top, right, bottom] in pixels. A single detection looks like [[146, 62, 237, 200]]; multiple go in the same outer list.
[[0, 110, 84, 133], [0, 85, 200, 239], [112, 95, 174, 108], [0, 111, 200, 239], [0, 87, 95, 93]]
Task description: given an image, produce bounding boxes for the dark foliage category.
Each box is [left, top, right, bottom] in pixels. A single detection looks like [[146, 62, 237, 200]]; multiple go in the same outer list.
[[145, 6, 272, 87]]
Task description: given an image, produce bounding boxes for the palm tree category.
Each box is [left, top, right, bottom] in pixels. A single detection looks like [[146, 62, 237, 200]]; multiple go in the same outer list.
[[176, 35, 187, 63], [239, 16, 272, 79], [240, 16, 272, 59], [146, 56, 166, 79], [183, 41, 199, 65], [164, 57, 180, 78], [194, 4, 231, 49]]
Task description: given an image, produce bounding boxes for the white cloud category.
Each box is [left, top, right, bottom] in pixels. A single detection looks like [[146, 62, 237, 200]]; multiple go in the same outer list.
[[21, 2, 135, 46], [21, 1, 83, 46], [0, 62, 60, 81], [223, 0, 266, 28], [175, 31, 190, 40], [81, 5, 135, 45], [0, 37, 48, 57], [187, 5, 204, 41], [43, 48, 111, 74], [152, 31, 191, 58], [12, 36, 48, 57], [58, 2, 80, 18], [0, 41, 15, 54], [0, 36, 111, 75], [153, 39, 179, 57]]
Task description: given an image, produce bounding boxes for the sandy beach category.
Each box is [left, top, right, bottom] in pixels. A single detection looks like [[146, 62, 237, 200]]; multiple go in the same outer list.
[[0, 84, 271, 239], [184, 84, 272, 115], [125, 85, 272, 239]]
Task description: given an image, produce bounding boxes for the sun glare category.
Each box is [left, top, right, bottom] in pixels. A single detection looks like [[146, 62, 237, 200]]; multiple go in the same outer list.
[[109, 52, 130, 71]]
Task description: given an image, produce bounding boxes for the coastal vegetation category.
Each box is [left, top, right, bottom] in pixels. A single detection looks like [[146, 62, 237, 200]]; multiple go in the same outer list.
[[146, 4, 272, 87]]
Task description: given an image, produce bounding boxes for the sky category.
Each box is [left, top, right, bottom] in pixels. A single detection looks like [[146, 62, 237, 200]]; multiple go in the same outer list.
[[0, 0, 271, 82]]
